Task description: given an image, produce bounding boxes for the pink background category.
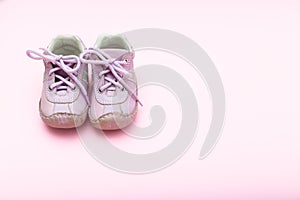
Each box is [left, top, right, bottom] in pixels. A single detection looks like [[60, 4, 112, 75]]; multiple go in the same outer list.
[[1, 0, 300, 199]]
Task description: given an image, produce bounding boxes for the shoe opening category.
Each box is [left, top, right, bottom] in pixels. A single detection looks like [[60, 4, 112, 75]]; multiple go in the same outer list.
[[96, 35, 132, 51], [48, 35, 84, 56]]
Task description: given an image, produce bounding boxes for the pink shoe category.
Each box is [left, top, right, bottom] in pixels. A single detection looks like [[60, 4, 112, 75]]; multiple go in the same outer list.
[[81, 35, 141, 130], [27, 35, 89, 128]]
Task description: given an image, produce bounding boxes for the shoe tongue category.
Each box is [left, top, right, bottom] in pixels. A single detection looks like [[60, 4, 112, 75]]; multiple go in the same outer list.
[[101, 49, 128, 96], [102, 48, 128, 59], [53, 63, 76, 91]]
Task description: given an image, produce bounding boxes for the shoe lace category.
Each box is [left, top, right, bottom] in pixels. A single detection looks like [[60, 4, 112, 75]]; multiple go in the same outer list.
[[26, 48, 90, 105], [80, 48, 142, 106]]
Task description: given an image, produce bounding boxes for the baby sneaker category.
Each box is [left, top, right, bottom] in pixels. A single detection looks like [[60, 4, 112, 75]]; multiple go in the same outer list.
[[81, 34, 141, 130], [27, 35, 89, 128]]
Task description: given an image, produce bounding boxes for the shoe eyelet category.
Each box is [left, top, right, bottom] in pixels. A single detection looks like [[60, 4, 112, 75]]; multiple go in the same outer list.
[[124, 59, 128, 64]]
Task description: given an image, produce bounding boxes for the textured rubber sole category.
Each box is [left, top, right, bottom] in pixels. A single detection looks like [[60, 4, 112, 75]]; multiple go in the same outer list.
[[89, 106, 138, 130], [39, 105, 88, 129]]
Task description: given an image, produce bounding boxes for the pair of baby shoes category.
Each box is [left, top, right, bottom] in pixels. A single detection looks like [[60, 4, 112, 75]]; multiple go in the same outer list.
[[27, 35, 141, 130]]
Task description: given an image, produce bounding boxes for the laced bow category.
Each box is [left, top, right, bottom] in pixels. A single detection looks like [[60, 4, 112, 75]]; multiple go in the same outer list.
[[80, 48, 142, 106], [26, 48, 90, 105]]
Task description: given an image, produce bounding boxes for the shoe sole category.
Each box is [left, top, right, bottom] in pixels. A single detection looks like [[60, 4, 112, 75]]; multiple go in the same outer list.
[[89, 105, 138, 130], [39, 103, 88, 129]]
